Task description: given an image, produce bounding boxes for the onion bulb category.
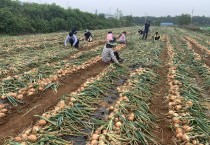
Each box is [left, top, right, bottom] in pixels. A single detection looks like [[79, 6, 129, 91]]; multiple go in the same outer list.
[[21, 134, 28, 140], [115, 122, 122, 127], [38, 119, 46, 126], [27, 134, 37, 142], [128, 113, 135, 121], [70, 97, 76, 102], [32, 125, 40, 133], [14, 136, 22, 142], [109, 106, 114, 111], [182, 134, 190, 142], [176, 132, 183, 139], [92, 134, 99, 140], [168, 110, 174, 115], [172, 117, 180, 124], [183, 125, 192, 132], [192, 140, 198, 144], [176, 128, 183, 134], [175, 105, 182, 110], [90, 140, 98, 145]]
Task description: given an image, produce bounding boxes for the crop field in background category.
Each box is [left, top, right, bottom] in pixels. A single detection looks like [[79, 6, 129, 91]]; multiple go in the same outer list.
[[0, 27, 209, 145]]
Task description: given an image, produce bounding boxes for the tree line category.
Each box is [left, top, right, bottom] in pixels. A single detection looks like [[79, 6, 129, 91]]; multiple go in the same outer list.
[[133, 14, 210, 26], [0, 0, 134, 35], [0, 0, 209, 35]]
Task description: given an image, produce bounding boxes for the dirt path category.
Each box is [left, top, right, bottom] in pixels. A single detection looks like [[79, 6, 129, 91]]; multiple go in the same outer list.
[[150, 38, 174, 145], [0, 60, 109, 144]]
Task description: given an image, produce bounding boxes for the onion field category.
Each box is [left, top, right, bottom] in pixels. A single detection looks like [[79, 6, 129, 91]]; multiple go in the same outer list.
[[0, 27, 209, 145]]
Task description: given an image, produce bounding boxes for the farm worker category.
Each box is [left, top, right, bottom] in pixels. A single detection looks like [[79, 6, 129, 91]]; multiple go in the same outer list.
[[142, 20, 151, 40], [118, 31, 127, 44], [84, 29, 93, 42], [64, 32, 79, 49], [106, 31, 116, 42], [102, 40, 123, 64], [152, 32, 160, 42], [70, 26, 77, 35]]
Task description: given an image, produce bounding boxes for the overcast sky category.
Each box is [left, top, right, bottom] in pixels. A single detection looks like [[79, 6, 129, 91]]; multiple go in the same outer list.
[[20, 0, 210, 17]]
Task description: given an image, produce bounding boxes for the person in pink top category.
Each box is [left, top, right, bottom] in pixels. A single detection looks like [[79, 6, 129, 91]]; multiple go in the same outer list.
[[118, 31, 127, 44], [106, 31, 116, 42]]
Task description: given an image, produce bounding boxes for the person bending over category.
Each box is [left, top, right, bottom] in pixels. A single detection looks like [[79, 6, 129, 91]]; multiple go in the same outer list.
[[102, 40, 123, 64], [106, 31, 116, 42], [118, 31, 127, 44], [64, 32, 79, 49], [84, 29, 93, 42], [152, 32, 160, 42]]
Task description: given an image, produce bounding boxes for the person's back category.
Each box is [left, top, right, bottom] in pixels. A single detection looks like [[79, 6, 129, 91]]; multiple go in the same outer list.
[[152, 32, 160, 42], [84, 31, 92, 39], [155, 32, 160, 39], [106, 31, 114, 42], [102, 41, 121, 64], [102, 46, 114, 63], [118, 31, 126, 44]]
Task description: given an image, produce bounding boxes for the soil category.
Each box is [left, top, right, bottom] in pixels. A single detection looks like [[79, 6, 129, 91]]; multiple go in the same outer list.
[[78, 41, 104, 51], [0, 60, 109, 144], [150, 39, 175, 145]]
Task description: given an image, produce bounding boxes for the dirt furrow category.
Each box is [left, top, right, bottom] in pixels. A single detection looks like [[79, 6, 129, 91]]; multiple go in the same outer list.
[[150, 36, 174, 145], [0, 60, 109, 144], [184, 37, 210, 67]]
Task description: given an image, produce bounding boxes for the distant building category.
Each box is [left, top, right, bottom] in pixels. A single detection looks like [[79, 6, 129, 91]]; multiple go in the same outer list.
[[114, 9, 123, 20], [105, 13, 115, 19], [99, 9, 123, 19], [160, 22, 174, 26]]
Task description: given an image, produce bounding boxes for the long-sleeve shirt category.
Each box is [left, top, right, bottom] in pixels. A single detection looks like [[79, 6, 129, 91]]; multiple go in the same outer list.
[[64, 34, 78, 46], [64, 35, 70, 46], [71, 34, 78, 46], [106, 33, 114, 42], [102, 45, 119, 64], [119, 34, 126, 42]]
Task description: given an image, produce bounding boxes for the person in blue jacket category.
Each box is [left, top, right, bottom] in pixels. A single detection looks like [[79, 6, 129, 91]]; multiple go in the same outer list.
[[142, 20, 151, 40]]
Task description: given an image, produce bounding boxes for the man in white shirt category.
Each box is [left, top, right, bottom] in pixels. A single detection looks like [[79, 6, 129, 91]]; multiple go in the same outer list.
[[64, 33, 79, 48], [102, 40, 123, 64]]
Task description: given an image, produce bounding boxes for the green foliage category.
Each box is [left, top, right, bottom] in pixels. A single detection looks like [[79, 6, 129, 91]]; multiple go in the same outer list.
[[133, 15, 210, 26], [178, 14, 191, 25], [0, 0, 134, 35]]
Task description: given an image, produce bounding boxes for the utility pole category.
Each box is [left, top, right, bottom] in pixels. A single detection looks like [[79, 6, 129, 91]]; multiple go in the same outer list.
[[191, 8, 194, 24], [145, 12, 147, 23]]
